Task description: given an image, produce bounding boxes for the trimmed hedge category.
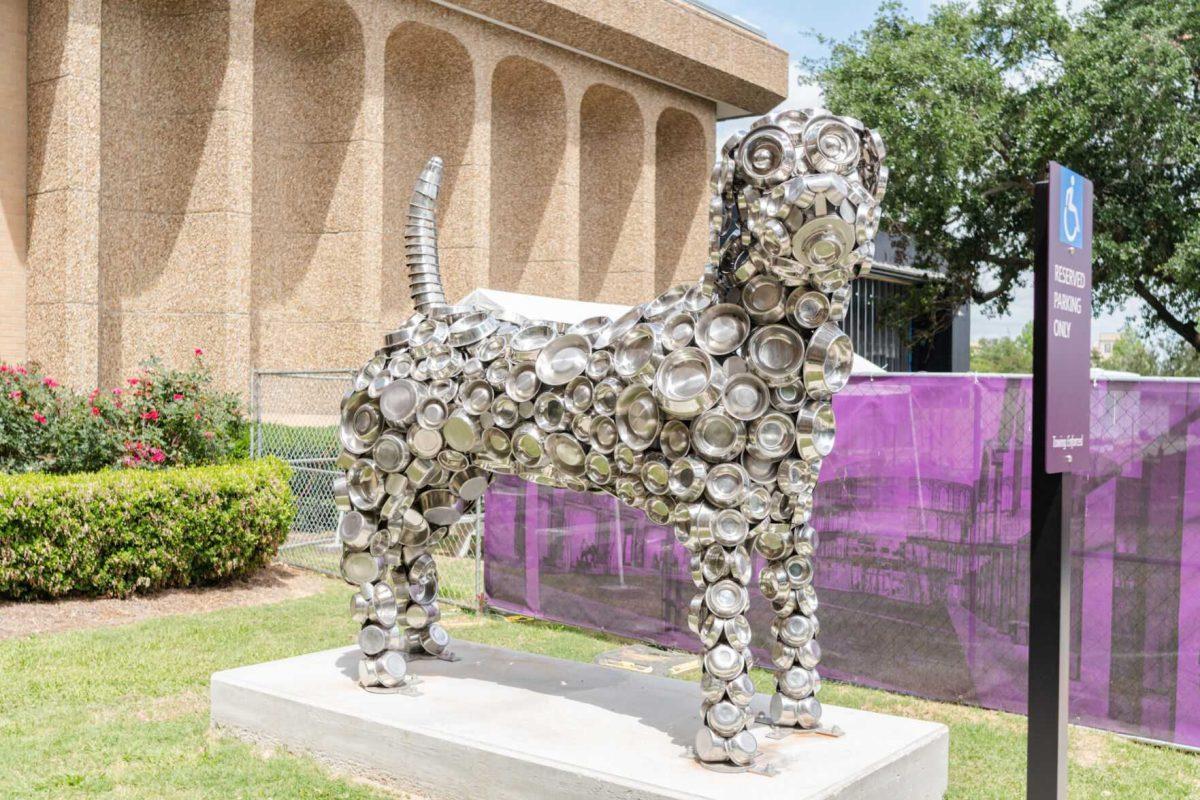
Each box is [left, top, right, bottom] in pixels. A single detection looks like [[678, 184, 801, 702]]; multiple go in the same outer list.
[[0, 459, 295, 600]]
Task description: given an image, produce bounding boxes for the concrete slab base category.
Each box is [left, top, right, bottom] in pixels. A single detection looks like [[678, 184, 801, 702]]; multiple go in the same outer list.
[[211, 642, 948, 800]]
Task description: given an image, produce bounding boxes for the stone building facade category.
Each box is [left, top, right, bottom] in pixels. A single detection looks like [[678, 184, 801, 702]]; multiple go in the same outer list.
[[0, 0, 786, 391]]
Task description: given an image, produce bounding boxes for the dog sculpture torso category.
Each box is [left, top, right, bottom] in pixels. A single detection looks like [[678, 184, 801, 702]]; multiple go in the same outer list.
[[334, 107, 887, 768]]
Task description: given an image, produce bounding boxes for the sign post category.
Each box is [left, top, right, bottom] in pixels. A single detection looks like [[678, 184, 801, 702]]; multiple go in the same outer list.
[[1028, 162, 1092, 799]]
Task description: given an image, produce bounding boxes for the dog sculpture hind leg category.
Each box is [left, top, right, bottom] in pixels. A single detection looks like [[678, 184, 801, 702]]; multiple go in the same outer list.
[[335, 109, 887, 768]]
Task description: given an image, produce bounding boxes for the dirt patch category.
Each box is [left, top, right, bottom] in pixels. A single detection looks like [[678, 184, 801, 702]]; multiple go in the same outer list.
[[0, 564, 335, 640]]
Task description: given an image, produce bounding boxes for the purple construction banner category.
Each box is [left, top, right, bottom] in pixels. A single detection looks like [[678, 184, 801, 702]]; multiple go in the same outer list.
[[482, 374, 1200, 748]]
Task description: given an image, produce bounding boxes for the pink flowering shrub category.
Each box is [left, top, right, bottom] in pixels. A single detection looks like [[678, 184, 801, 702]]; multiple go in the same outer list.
[[0, 354, 244, 474]]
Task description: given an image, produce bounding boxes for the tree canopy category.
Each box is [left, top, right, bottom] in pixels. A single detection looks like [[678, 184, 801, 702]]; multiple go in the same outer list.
[[811, 0, 1200, 352]]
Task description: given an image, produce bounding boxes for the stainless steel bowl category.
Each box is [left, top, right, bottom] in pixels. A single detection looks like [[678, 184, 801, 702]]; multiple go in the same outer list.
[[704, 643, 745, 680], [786, 289, 830, 329], [585, 349, 612, 380], [653, 348, 725, 419], [704, 463, 748, 508], [566, 315, 612, 343], [774, 613, 816, 647], [504, 362, 541, 402], [340, 551, 384, 585], [769, 694, 822, 729], [510, 323, 556, 360], [447, 311, 498, 347], [694, 304, 750, 356], [372, 432, 410, 474], [359, 650, 407, 688], [741, 275, 787, 323], [779, 666, 815, 700], [406, 425, 443, 459], [533, 392, 568, 432], [535, 333, 591, 386], [726, 730, 758, 766], [338, 510, 374, 551], [690, 410, 746, 461], [592, 306, 642, 350], [415, 396, 449, 430], [613, 325, 660, 384], [614, 384, 661, 452], [659, 419, 691, 460], [668, 456, 707, 501], [347, 458, 385, 510], [379, 378, 424, 426], [802, 115, 860, 174], [449, 466, 490, 503], [512, 423, 548, 467], [564, 376, 593, 414], [661, 312, 696, 351], [746, 324, 805, 387], [590, 415, 618, 453], [706, 700, 746, 738], [339, 391, 381, 454], [641, 458, 670, 495], [721, 372, 770, 422], [737, 126, 796, 187], [803, 322, 853, 399], [545, 432, 586, 477], [489, 394, 519, 428], [694, 728, 729, 764], [458, 379, 493, 415], [711, 508, 750, 547], [796, 401, 836, 460], [417, 488, 466, 526], [584, 451, 613, 485], [706, 579, 749, 619], [593, 378, 621, 415], [747, 411, 796, 460]]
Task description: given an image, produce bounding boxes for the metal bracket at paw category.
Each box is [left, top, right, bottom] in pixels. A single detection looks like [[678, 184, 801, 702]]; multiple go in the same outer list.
[[363, 676, 423, 697], [754, 714, 845, 740], [686, 750, 780, 777]]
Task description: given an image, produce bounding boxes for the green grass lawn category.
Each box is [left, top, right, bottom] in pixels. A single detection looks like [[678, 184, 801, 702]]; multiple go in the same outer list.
[[0, 579, 1195, 799]]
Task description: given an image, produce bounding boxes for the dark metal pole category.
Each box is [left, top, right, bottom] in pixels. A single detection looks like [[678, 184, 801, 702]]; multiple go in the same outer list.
[[1027, 180, 1072, 799]]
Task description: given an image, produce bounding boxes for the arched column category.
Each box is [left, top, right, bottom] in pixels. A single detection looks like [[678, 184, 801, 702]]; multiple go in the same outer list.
[[654, 108, 708, 292], [488, 56, 571, 297], [578, 84, 646, 304], [252, 0, 368, 371], [382, 22, 475, 325]]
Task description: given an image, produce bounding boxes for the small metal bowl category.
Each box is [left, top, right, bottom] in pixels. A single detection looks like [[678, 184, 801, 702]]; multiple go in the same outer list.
[[584, 451, 613, 485], [769, 694, 822, 729], [505, 362, 541, 402], [700, 578, 748, 623], [533, 392, 568, 432], [417, 488, 466, 527], [741, 275, 787, 323], [593, 378, 622, 415], [660, 419, 691, 460], [490, 394, 519, 428], [661, 311, 696, 351], [791, 216, 855, 272], [653, 348, 725, 419], [406, 425, 443, 459], [566, 315, 612, 343], [691, 411, 746, 461], [613, 325, 661, 384], [448, 311, 498, 347], [796, 401, 836, 461], [747, 411, 796, 460], [592, 305, 643, 350], [372, 432, 410, 474], [590, 415, 618, 453], [535, 333, 591, 386], [746, 324, 806, 387], [668, 456, 707, 501], [803, 322, 853, 399], [545, 432, 586, 477], [408, 319, 449, 358], [694, 728, 729, 764], [475, 335, 508, 363], [704, 643, 745, 680], [443, 409, 482, 452], [339, 391, 381, 454], [564, 376, 593, 414], [510, 323, 556, 360], [641, 458, 671, 495], [786, 289, 830, 329], [379, 379, 424, 426], [753, 523, 793, 560], [449, 466, 491, 503], [704, 463, 748, 508], [706, 700, 746, 738], [585, 349, 612, 380], [347, 458, 385, 510], [643, 284, 688, 321], [512, 423, 548, 467], [359, 650, 407, 688], [614, 384, 661, 452], [711, 508, 750, 547], [770, 383, 807, 413], [340, 550, 384, 585], [416, 396, 449, 430], [721, 373, 770, 421], [338, 510, 375, 551], [694, 304, 750, 356], [459, 379, 493, 415]]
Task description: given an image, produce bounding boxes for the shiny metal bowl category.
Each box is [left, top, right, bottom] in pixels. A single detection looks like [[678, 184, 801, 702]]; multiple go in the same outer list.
[[721, 372, 770, 421], [704, 463, 748, 508], [747, 411, 796, 460], [545, 432, 586, 477], [613, 325, 661, 384], [378, 378, 424, 426], [535, 333, 591, 386], [659, 419, 691, 460], [690, 410, 746, 461], [614, 384, 661, 452], [661, 311, 696, 351], [504, 362, 541, 402], [746, 324, 806, 387], [786, 289, 830, 329], [694, 304, 750, 356], [741, 275, 787, 323], [803, 322, 853, 399], [796, 400, 836, 461], [510, 323, 556, 360], [653, 347, 725, 419]]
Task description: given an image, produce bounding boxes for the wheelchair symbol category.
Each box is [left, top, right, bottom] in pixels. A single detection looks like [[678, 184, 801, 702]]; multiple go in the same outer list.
[[1058, 168, 1084, 248]]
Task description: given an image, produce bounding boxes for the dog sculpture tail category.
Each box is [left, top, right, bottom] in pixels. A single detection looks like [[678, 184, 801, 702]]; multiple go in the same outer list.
[[406, 156, 448, 315]]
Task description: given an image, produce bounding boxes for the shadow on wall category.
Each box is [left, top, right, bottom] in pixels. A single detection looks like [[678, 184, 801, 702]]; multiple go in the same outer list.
[[579, 85, 644, 304], [654, 109, 708, 293], [251, 0, 364, 366], [489, 56, 567, 295], [383, 22, 474, 324], [97, 0, 231, 387]]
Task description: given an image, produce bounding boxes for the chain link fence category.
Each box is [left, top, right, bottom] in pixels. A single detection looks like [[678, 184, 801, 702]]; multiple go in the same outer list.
[[250, 369, 484, 611]]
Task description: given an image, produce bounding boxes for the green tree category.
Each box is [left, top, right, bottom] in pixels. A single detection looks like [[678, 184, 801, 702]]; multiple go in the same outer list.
[[812, 0, 1200, 353], [970, 322, 1033, 373], [1092, 327, 1162, 375]]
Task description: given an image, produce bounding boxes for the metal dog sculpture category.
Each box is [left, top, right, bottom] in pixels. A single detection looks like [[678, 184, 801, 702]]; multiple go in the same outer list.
[[334, 108, 887, 767]]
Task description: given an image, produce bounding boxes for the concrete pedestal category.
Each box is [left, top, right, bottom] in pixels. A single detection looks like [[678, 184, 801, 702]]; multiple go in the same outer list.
[[211, 642, 948, 800]]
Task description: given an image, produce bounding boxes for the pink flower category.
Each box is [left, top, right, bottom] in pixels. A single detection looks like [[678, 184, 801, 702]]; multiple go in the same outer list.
[[88, 388, 100, 401], [173, 393, 184, 401], [203, 430, 215, 440], [112, 388, 123, 396], [149, 448, 166, 463], [142, 409, 159, 421], [194, 412, 201, 421], [16, 366, 27, 375], [91, 406, 101, 416], [0, 365, 8, 373], [194, 348, 204, 356], [8, 390, 21, 400], [42, 377, 58, 388], [127, 378, 139, 386], [33, 412, 47, 424]]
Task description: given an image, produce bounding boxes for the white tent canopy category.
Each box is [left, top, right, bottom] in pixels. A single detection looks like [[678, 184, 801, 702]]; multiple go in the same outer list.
[[460, 288, 886, 376]]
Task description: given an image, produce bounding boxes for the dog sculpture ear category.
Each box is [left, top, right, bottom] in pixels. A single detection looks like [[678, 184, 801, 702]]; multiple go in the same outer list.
[[406, 156, 448, 316]]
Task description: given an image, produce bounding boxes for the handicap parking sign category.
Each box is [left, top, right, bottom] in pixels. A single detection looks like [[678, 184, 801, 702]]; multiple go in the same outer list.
[[1057, 165, 1085, 248]]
